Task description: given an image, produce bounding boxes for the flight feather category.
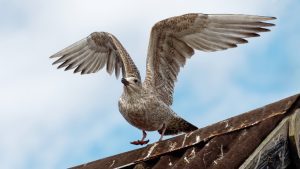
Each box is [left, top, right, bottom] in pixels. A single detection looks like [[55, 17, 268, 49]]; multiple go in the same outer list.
[[143, 13, 275, 105], [50, 32, 141, 79]]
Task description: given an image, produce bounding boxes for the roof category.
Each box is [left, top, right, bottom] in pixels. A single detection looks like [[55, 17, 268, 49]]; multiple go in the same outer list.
[[71, 93, 300, 169]]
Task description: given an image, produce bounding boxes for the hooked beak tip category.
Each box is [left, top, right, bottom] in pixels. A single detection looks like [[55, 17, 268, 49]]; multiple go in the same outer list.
[[121, 78, 129, 86]]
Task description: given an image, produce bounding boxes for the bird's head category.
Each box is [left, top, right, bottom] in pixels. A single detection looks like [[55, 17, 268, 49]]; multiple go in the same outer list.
[[121, 77, 142, 92]]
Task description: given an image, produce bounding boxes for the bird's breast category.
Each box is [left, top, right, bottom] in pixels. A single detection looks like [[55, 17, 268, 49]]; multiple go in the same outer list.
[[118, 96, 164, 131]]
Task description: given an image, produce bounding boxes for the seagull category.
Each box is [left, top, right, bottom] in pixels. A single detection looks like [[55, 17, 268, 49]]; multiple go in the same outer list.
[[50, 13, 275, 145]]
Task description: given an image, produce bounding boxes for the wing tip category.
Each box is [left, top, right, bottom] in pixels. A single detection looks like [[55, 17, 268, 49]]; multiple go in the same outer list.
[[57, 64, 64, 69], [257, 27, 271, 32], [268, 16, 277, 20], [259, 16, 276, 21], [260, 22, 275, 27], [49, 54, 60, 59], [64, 65, 73, 71], [247, 33, 260, 38], [52, 59, 61, 65], [73, 68, 80, 74]]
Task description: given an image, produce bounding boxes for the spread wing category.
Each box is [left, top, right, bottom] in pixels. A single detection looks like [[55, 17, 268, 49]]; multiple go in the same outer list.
[[144, 13, 275, 105], [50, 32, 141, 79]]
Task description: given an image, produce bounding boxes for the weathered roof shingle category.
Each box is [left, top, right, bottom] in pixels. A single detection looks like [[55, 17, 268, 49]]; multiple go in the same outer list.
[[71, 94, 300, 169]]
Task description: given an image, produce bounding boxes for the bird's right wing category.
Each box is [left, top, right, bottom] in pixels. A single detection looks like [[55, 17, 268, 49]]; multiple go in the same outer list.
[[50, 32, 141, 79]]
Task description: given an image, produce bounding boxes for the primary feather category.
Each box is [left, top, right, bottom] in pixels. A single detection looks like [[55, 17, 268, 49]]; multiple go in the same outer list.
[[51, 32, 140, 79], [143, 13, 275, 105]]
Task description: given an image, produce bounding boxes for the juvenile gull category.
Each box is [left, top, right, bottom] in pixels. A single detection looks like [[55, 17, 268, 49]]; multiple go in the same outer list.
[[50, 13, 275, 145]]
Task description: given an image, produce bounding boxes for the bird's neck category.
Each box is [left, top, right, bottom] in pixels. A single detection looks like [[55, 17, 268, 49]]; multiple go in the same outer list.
[[123, 86, 143, 98]]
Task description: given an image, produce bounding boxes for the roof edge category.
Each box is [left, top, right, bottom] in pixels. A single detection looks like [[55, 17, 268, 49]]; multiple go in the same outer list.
[[71, 93, 300, 169]]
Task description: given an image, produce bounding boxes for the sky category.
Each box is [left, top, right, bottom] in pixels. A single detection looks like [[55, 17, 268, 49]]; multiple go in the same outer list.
[[0, 0, 299, 168]]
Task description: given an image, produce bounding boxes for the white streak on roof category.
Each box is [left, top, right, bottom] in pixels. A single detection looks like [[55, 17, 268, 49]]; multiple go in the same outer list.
[[145, 143, 158, 159]]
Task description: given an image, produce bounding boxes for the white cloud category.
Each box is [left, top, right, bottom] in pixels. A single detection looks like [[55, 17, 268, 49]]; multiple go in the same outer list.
[[0, 0, 298, 168]]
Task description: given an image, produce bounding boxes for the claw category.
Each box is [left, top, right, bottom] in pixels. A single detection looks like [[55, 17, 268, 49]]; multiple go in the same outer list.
[[130, 139, 149, 145], [130, 130, 149, 145], [130, 141, 140, 145]]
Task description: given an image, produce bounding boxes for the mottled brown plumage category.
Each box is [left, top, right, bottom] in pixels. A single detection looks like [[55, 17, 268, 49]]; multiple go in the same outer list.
[[50, 13, 275, 145]]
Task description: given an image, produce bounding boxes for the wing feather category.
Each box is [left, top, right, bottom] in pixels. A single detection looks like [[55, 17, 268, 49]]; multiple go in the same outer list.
[[81, 53, 96, 74], [50, 32, 140, 79], [50, 39, 88, 58], [74, 51, 97, 73], [62, 50, 91, 70], [90, 53, 102, 73], [52, 46, 89, 65], [106, 50, 116, 75], [172, 38, 194, 58], [88, 53, 101, 73], [144, 13, 275, 105], [114, 56, 121, 78]]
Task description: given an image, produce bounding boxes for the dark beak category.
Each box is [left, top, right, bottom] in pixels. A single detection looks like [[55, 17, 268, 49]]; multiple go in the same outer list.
[[121, 78, 129, 86]]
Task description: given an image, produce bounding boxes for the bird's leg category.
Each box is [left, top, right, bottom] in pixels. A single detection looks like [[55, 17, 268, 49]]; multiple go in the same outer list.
[[159, 123, 167, 141], [130, 130, 149, 145]]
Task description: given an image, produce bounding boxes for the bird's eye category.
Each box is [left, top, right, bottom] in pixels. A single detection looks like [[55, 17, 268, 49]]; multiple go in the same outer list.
[[134, 79, 138, 83]]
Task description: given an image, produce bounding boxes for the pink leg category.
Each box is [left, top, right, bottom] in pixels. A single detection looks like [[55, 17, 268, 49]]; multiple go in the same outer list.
[[130, 130, 150, 145], [159, 124, 167, 141]]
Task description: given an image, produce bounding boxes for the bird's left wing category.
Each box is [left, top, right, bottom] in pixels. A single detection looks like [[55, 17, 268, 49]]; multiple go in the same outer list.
[[143, 13, 275, 105], [50, 32, 141, 79]]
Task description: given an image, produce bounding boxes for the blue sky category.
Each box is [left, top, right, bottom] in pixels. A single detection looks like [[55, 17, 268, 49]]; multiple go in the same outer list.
[[0, 0, 299, 168]]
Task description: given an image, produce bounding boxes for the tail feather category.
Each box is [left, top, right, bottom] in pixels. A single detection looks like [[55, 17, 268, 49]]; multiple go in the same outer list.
[[158, 117, 198, 135]]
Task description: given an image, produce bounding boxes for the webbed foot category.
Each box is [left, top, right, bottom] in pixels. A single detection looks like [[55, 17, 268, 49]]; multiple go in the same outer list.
[[130, 139, 150, 145]]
